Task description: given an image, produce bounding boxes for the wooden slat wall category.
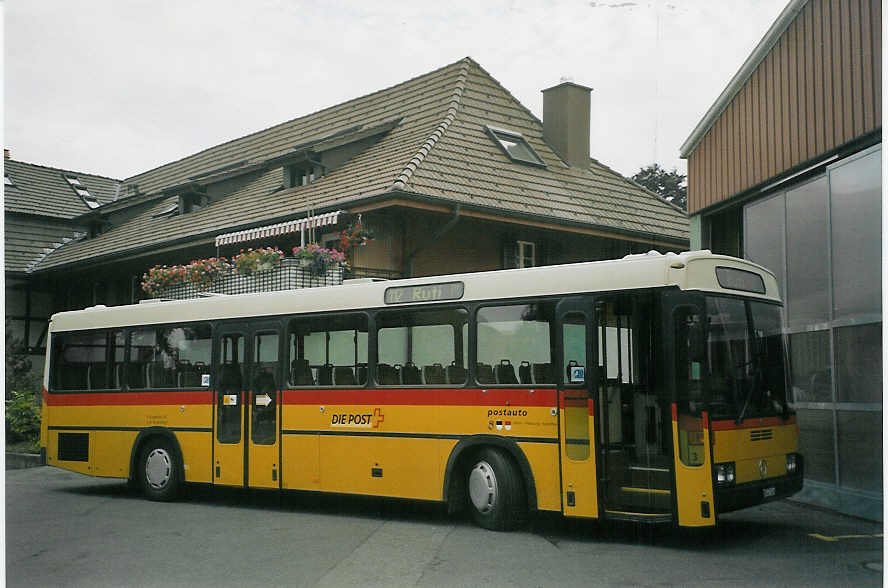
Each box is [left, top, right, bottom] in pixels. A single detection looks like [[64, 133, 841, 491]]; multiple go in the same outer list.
[[687, 0, 881, 214]]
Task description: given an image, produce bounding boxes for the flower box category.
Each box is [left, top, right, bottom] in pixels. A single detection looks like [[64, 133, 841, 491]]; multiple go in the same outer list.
[[153, 258, 343, 300]]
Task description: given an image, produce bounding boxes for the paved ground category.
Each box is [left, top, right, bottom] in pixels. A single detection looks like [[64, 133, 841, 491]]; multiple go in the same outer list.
[[6, 467, 883, 587]]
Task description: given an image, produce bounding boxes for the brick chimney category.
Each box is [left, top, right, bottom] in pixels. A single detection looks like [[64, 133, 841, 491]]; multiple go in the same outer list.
[[4, 149, 9, 160], [542, 81, 592, 168]]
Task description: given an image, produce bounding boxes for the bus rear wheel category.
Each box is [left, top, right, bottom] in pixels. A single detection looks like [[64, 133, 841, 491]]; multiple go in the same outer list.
[[138, 438, 180, 502], [466, 448, 525, 531]]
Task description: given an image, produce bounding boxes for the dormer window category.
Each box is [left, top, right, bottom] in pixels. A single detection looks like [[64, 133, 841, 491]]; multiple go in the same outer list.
[[485, 125, 546, 167], [88, 219, 111, 238], [4, 173, 14, 187], [288, 161, 324, 188], [179, 191, 206, 214]]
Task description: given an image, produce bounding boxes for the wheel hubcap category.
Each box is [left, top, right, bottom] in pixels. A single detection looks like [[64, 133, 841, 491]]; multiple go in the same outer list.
[[145, 448, 172, 490], [468, 460, 498, 513]]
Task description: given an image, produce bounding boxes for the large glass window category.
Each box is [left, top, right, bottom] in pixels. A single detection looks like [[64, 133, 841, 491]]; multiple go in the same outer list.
[[476, 302, 555, 385], [789, 330, 832, 403], [795, 408, 836, 484], [743, 193, 785, 295], [837, 410, 882, 492], [129, 325, 212, 389], [288, 314, 368, 387], [835, 323, 882, 403], [741, 145, 882, 508], [830, 149, 882, 320], [786, 177, 829, 327], [376, 308, 468, 386]]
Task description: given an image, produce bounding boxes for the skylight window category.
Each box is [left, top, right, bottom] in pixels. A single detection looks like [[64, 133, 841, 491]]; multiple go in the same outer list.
[[153, 202, 179, 218], [4, 174, 14, 187], [63, 174, 100, 208], [486, 126, 545, 167]]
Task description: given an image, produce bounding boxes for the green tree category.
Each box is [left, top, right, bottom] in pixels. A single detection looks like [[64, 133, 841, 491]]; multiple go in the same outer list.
[[632, 163, 687, 210]]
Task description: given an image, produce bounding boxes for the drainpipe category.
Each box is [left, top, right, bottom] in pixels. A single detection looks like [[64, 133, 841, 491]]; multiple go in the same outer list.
[[404, 205, 461, 278]]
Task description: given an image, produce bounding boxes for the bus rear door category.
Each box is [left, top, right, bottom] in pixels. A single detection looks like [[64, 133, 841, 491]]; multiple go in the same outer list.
[[214, 321, 282, 489]]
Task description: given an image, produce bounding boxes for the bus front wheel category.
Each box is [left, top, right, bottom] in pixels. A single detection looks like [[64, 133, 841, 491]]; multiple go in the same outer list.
[[466, 448, 525, 531], [138, 438, 180, 502]]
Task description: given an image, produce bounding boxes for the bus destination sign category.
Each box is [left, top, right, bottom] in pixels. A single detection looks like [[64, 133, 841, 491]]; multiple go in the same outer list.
[[384, 281, 465, 305]]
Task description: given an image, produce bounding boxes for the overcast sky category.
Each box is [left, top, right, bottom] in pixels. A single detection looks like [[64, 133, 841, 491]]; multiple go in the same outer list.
[[5, 0, 788, 181]]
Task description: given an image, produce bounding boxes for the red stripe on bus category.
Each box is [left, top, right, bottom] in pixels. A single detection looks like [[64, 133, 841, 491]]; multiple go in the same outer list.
[[281, 387, 557, 407], [710, 415, 796, 431], [45, 390, 214, 406], [45, 388, 560, 408]]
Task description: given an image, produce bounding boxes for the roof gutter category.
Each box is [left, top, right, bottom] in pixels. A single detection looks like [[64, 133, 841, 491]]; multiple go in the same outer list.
[[378, 189, 689, 248], [679, 0, 808, 158]]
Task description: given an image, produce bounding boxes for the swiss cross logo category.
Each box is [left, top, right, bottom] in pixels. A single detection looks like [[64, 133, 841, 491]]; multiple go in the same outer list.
[[372, 408, 385, 429]]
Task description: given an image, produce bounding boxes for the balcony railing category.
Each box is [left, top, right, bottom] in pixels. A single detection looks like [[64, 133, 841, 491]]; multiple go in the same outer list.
[[154, 258, 344, 300]]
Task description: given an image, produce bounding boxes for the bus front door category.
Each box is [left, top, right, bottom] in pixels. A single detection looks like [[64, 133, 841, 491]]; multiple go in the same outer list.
[[668, 299, 716, 527], [556, 298, 599, 519], [214, 322, 282, 489], [596, 295, 673, 522]]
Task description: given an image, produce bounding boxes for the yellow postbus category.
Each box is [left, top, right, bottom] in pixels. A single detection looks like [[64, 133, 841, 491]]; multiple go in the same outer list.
[[41, 250, 802, 530]]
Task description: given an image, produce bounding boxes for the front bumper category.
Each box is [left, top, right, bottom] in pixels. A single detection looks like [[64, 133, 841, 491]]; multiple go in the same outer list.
[[715, 455, 804, 514]]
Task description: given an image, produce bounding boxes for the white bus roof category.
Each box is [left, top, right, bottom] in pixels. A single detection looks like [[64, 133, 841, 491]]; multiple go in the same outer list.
[[49, 250, 780, 332]]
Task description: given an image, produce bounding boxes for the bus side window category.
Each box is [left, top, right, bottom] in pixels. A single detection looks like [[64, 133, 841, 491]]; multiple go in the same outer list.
[[129, 324, 211, 390], [476, 302, 556, 386], [376, 307, 468, 386], [287, 314, 368, 388], [52, 331, 115, 391]]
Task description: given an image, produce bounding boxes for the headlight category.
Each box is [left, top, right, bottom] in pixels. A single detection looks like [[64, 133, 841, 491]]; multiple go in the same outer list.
[[715, 462, 735, 485], [786, 453, 798, 474]]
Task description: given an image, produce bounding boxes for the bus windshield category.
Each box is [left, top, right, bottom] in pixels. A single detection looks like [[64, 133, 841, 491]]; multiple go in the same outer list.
[[676, 296, 789, 421]]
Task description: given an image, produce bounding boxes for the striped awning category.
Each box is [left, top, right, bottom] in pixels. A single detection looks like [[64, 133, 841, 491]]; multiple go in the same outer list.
[[214, 210, 343, 247]]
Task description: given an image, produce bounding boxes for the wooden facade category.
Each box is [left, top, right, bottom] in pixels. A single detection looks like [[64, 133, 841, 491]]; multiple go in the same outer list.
[[686, 0, 881, 214]]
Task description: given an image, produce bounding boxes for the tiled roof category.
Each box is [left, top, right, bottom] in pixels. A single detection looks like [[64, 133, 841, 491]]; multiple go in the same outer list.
[[4, 159, 122, 220], [403, 62, 688, 240], [33, 58, 687, 272], [4, 215, 84, 274]]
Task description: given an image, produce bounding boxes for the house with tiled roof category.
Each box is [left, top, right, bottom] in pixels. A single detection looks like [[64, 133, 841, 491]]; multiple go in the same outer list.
[[6, 57, 688, 369], [4, 154, 122, 368]]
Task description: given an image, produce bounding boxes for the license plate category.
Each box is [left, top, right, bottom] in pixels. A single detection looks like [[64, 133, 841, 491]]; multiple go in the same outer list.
[[763, 486, 776, 498]]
